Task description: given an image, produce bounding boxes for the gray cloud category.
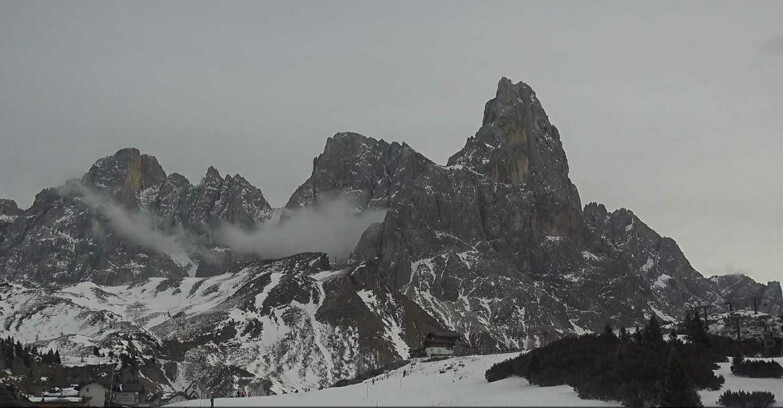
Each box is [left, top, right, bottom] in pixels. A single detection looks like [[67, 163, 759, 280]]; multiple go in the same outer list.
[[60, 183, 384, 268], [218, 197, 387, 262]]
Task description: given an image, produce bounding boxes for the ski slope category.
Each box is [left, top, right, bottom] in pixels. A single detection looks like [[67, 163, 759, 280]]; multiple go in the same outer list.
[[170, 352, 617, 407], [172, 354, 783, 407]]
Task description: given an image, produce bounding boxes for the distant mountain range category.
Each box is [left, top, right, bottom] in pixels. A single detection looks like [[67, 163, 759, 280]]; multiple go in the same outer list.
[[1, 77, 780, 396]]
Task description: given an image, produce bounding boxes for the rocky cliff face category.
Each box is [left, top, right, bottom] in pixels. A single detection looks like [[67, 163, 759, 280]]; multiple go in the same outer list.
[[0, 77, 780, 396], [0, 148, 272, 285]]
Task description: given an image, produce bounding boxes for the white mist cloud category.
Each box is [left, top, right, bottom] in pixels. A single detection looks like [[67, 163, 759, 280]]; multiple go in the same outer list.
[[61, 184, 387, 265], [218, 198, 387, 261], [62, 183, 188, 257]]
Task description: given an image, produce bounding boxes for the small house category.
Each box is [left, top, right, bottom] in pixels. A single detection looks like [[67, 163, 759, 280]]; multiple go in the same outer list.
[[111, 383, 143, 407], [78, 383, 106, 407], [184, 381, 206, 400], [423, 330, 464, 357]]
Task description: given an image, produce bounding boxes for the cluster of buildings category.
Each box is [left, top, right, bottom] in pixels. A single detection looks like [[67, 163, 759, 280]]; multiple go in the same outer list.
[[3, 329, 473, 407], [6, 381, 206, 407]]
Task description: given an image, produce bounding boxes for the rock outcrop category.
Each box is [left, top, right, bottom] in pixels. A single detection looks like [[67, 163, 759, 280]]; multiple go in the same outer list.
[[0, 198, 21, 241]]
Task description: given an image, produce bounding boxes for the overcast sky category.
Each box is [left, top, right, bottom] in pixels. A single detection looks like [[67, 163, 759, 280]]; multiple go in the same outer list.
[[1, 0, 781, 283]]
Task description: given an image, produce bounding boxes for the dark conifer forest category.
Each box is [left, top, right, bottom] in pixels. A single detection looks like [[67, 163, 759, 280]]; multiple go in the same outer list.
[[485, 316, 727, 407]]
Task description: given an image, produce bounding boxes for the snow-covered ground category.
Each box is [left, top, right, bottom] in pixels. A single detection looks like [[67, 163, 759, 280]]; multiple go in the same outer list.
[[172, 354, 783, 407], [699, 357, 783, 407], [170, 352, 617, 407]]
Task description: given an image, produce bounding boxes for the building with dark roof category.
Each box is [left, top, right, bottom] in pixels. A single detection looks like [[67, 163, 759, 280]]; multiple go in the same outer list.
[[423, 330, 466, 357]]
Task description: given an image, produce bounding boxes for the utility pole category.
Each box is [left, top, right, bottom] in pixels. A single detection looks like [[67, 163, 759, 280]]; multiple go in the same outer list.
[[732, 313, 744, 353], [695, 305, 712, 332], [753, 297, 759, 315]]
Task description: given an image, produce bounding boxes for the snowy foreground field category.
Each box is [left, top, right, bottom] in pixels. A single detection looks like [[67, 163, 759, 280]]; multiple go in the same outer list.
[[700, 357, 783, 407], [171, 354, 783, 407]]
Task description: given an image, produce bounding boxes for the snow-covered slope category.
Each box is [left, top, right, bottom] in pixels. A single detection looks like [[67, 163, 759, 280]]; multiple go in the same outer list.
[[172, 355, 783, 407], [170, 353, 617, 407], [699, 357, 783, 407], [0, 253, 419, 396]]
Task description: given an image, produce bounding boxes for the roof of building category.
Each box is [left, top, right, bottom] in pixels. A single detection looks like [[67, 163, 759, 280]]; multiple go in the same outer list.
[[426, 330, 462, 339], [28, 396, 86, 403]]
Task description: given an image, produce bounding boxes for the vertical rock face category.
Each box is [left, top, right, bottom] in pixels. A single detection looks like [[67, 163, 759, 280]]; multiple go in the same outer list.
[[82, 147, 167, 207], [186, 166, 273, 240], [0, 199, 22, 241], [285, 132, 433, 210], [448, 77, 584, 242], [147, 173, 195, 232]]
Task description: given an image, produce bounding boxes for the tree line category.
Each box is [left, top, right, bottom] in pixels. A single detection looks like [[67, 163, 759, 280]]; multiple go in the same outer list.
[[1, 335, 61, 369], [486, 316, 725, 407]]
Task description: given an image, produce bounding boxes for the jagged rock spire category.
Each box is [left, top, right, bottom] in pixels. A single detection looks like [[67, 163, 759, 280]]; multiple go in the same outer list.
[[449, 78, 580, 208]]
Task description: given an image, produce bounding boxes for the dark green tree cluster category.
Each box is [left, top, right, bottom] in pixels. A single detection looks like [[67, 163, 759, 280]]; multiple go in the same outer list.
[[486, 316, 724, 407], [730, 354, 783, 378], [683, 311, 710, 346], [1, 336, 61, 369], [718, 390, 776, 408]]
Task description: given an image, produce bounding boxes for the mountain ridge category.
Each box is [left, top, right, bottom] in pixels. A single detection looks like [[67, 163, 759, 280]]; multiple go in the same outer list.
[[0, 77, 780, 396]]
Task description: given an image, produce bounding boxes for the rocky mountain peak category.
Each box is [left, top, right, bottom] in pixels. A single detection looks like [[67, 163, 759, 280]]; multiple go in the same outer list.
[[0, 199, 21, 217], [286, 132, 426, 210], [448, 78, 581, 219], [204, 165, 222, 181], [82, 147, 167, 204]]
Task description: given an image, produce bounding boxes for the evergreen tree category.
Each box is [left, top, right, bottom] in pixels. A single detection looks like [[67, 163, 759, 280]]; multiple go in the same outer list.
[[632, 326, 643, 343], [685, 310, 710, 346], [668, 329, 678, 344], [731, 352, 744, 374], [93, 346, 100, 356], [603, 323, 616, 339], [659, 348, 702, 407], [619, 326, 631, 343], [644, 315, 663, 343], [54, 350, 61, 365]]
